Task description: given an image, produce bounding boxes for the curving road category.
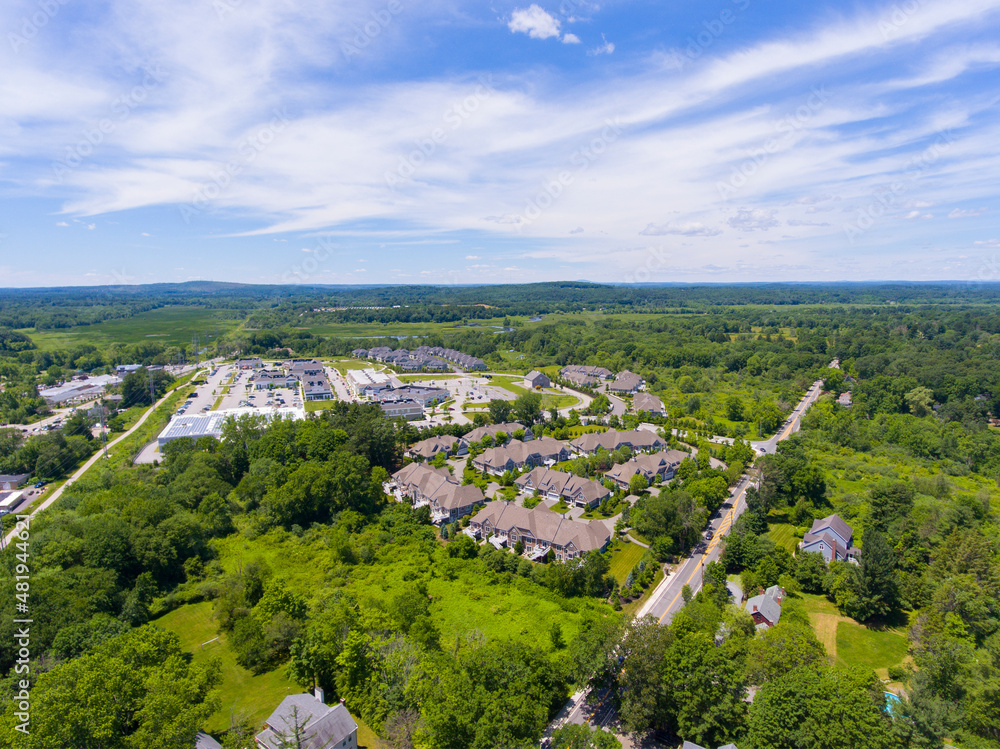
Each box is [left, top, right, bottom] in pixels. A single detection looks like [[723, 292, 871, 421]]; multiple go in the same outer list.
[[1, 370, 203, 549]]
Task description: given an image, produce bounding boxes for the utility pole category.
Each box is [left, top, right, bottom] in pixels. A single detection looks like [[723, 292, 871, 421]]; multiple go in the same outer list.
[[148, 368, 156, 407]]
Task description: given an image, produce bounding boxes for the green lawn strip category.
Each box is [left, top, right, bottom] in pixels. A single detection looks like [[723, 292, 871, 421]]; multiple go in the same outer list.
[[212, 396, 225, 410], [305, 400, 340, 412], [606, 539, 646, 585], [540, 392, 578, 410], [490, 375, 531, 397], [762, 522, 800, 554], [396, 374, 463, 382], [549, 501, 571, 514], [328, 359, 374, 375]]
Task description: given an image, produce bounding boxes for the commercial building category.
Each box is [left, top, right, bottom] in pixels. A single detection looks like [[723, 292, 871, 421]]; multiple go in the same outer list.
[[251, 370, 297, 390], [157, 406, 304, 447], [0, 474, 29, 491], [379, 399, 424, 420], [39, 374, 122, 405], [346, 368, 392, 398], [373, 385, 449, 407]]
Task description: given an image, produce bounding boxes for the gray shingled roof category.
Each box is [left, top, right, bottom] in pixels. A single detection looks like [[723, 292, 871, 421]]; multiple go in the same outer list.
[[745, 585, 784, 626], [809, 514, 853, 546], [256, 696, 357, 749]]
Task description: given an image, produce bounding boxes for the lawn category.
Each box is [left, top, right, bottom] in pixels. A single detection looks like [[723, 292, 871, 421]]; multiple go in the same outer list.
[[19, 306, 243, 351], [797, 593, 910, 677], [763, 522, 800, 553], [155, 600, 380, 745], [154, 601, 301, 735], [836, 620, 910, 679], [606, 539, 646, 585], [489, 375, 578, 410], [396, 374, 463, 383], [305, 400, 341, 412], [328, 359, 376, 374]]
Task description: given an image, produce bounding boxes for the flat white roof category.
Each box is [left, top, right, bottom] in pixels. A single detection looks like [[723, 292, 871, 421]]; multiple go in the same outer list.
[[158, 406, 305, 444]]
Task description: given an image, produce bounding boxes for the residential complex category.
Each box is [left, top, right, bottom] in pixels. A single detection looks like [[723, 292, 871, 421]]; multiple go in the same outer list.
[[467, 501, 612, 561], [608, 369, 643, 393], [633, 392, 665, 416], [405, 434, 468, 460], [465, 422, 532, 444], [388, 463, 484, 523], [569, 428, 667, 456], [559, 365, 613, 387], [604, 449, 688, 489], [473, 437, 570, 475], [515, 466, 611, 509]]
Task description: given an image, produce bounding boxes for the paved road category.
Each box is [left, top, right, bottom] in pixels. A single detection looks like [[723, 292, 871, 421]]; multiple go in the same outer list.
[[1, 370, 205, 549], [636, 379, 823, 624], [749, 379, 824, 456]]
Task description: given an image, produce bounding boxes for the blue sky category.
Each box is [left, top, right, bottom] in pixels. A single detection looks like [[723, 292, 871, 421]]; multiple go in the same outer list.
[[1, 0, 999, 287]]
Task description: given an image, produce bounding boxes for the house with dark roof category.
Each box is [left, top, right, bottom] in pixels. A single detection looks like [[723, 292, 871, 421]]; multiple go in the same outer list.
[[468, 501, 611, 560], [515, 466, 611, 509], [559, 365, 613, 387], [255, 691, 357, 749], [472, 437, 570, 476], [524, 370, 551, 389], [799, 514, 859, 563], [744, 585, 784, 630], [406, 434, 468, 460], [388, 463, 483, 523], [633, 392, 665, 416], [608, 370, 643, 393], [604, 449, 688, 489], [569, 428, 667, 456]]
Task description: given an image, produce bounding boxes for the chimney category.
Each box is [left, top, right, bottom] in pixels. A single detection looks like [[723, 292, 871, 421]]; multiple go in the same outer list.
[[314, 686, 325, 703], [340, 698, 346, 706], [752, 605, 757, 613]]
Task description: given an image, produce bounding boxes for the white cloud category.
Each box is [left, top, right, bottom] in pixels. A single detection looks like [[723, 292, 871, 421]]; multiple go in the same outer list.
[[562, 33, 581, 44], [588, 33, 614, 55], [949, 207, 986, 218], [974, 239, 1000, 247], [640, 221, 721, 237], [56, 221, 69, 227], [465, 254, 481, 259], [786, 219, 830, 227], [727, 209, 779, 231], [141, 232, 151, 236], [508, 5, 561, 40]]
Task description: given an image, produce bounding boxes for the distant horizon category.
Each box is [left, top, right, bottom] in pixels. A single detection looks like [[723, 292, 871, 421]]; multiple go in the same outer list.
[[2, 278, 999, 292]]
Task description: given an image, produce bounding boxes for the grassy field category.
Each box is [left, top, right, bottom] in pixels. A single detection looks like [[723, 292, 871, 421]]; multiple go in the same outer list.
[[797, 593, 910, 678], [154, 601, 380, 745], [489, 375, 579, 410], [328, 359, 376, 374], [606, 539, 646, 585], [836, 620, 910, 679], [19, 306, 243, 351], [305, 400, 341, 412], [299, 316, 516, 339], [396, 374, 463, 383]]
